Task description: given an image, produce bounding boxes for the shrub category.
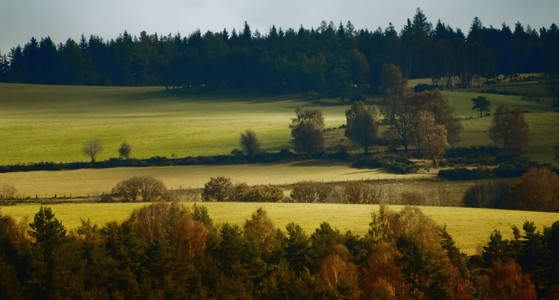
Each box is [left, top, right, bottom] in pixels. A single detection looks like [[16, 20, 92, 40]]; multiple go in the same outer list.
[[111, 176, 168, 202], [290, 181, 333, 203], [438, 167, 492, 180], [250, 185, 285, 202], [230, 182, 252, 202], [0, 184, 17, 205], [343, 181, 382, 204], [351, 153, 418, 174], [399, 191, 426, 206], [202, 176, 233, 202], [504, 167, 559, 212], [462, 181, 512, 208]]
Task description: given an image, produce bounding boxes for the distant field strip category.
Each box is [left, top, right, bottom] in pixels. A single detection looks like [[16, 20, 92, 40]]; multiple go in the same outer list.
[[0, 160, 432, 198], [2, 202, 558, 255]]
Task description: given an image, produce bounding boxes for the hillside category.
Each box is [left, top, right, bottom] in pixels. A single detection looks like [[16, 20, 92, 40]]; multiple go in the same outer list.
[[0, 83, 557, 166]]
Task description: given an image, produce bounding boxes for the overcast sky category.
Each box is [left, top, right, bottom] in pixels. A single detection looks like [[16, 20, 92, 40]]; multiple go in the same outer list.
[[1, 0, 558, 55]]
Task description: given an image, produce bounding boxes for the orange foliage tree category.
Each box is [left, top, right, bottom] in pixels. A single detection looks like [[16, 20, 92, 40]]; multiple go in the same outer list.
[[485, 260, 537, 300], [505, 167, 559, 211]]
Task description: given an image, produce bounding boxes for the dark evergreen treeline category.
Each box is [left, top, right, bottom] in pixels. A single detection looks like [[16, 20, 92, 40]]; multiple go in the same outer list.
[[2, 203, 558, 299], [1, 9, 558, 96]]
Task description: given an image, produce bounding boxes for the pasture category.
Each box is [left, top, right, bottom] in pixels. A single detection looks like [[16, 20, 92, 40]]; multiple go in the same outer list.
[[0, 83, 346, 165], [2, 202, 558, 255], [0, 160, 433, 198], [0, 83, 557, 167]]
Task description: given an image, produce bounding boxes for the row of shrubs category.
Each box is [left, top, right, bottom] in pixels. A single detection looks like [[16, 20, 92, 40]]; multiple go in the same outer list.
[[0, 149, 357, 174], [351, 153, 420, 174], [438, 158, 558, 180], [200, 177, 452, 206], [0, 151, 295, 173], [96, 174, 445, 206]]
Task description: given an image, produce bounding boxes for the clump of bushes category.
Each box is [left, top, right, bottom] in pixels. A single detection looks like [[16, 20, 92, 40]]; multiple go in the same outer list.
[[438, 167, 493, 180], [0, 184, 17, 205], [399, 191, 427, 206], [202, 176, 285, 202], [111, 176, 169, 202], [351, 153, 419, 174], [462, 181, 512, 208], [503, 167, 559, 212], [290, 181, 333, 203], [343, 181, 383, 204]]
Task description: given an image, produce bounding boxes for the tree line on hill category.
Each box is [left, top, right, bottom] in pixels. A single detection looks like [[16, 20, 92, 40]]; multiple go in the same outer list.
[[1, 202, 559, 299], [1, 8, 558, 101]]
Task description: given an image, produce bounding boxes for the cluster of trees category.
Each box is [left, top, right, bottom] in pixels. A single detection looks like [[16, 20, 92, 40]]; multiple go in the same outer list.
[[1, 202, 556, 298], [379, 64, 461, 163], [2, 9, 559, 99], [464, 166, 559, 212]]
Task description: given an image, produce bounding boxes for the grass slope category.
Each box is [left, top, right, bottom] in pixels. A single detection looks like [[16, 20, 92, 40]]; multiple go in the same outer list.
[[2, 83, 557, 166], [0, 83, 346, 165], [2, 202, 558, 255]]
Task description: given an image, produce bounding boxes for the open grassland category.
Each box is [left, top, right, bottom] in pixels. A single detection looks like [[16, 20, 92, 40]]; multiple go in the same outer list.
[[2, 202, 558, 255], [0, 83, 346, 165], [0, 160, 433, 198], [1, 83, 557, 166], [441, 90, 559, 164]]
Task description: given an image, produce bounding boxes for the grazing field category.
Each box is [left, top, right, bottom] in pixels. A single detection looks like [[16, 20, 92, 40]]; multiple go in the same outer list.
[[2, 202, 558, 255], [0, 160, 433, 198], [1, 83, 557, 167], [0, 83, 346, 165]]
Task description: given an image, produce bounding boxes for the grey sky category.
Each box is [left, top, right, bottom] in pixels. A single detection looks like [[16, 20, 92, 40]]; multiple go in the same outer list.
[[1, 0, 558, 55]]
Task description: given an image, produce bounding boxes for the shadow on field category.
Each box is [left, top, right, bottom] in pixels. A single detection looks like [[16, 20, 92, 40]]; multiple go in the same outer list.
[[290, 160, 346, 167]]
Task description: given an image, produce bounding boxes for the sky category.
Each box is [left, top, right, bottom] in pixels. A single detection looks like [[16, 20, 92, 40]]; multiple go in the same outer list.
[[1, 0, 558, 55]]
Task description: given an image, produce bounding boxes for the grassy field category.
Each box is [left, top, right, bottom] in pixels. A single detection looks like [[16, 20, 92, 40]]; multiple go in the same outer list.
[[2, 202, 558, 255], [0, 160, 433, 198], [1, 83, 557, 166], [0, 83, 346, 165]]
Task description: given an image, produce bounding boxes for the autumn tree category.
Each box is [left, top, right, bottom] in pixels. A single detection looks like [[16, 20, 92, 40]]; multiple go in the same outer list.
[[471, 95, 491, 117], [379, 64, 414, 152], [345, 100, 379, 154], [319, 241, 361, 298], [118, 141, 131, 159], [485, 259, 537, 300], [504, 167, 559, 211], [82, 138, 102, 163], [111, 176, 168, 202], [410, 89, 462, 146], [240, 129, 261, 160], [170, 211, 208, 260], [489, 104, 529, 155], [289, 108, 325, 156], [360, 241, 408, 299], [416, 110, 449, 166]]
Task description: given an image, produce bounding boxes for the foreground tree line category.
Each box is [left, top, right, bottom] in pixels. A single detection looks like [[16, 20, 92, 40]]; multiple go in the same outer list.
[[1, 203, 558, 299], [1, 9, 558, 103]]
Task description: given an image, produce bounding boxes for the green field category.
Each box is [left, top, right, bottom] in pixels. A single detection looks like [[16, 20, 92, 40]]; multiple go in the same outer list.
[[1, 83, 557, 166], [0, 83, 346, 165], [2, 202, 558, 255]]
